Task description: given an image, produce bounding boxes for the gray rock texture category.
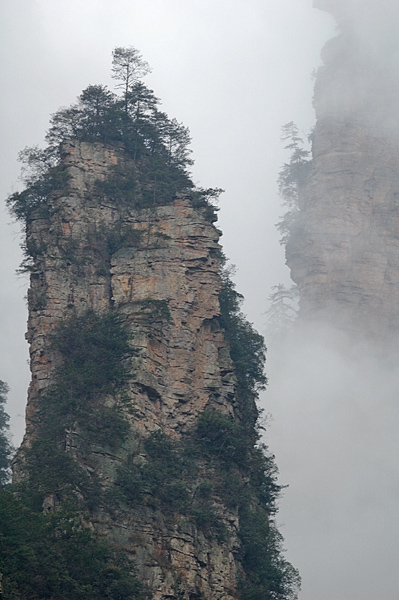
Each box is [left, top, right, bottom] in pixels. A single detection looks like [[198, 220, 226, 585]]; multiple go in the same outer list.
[[17, 140, 243, 599], [287, 1, 399, 345]]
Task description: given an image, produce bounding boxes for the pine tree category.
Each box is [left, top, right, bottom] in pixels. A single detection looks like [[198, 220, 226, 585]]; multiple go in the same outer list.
[[276, 122, 311, 244], [265, 284, 298, 345]]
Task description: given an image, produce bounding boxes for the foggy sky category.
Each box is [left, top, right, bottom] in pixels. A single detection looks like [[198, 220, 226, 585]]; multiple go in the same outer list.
[[3, 2, 397, 600], [0, 0, 332, 442]]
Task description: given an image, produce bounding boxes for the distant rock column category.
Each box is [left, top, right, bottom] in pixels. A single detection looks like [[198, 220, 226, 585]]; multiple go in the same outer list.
[[286, 0, 399, 344]]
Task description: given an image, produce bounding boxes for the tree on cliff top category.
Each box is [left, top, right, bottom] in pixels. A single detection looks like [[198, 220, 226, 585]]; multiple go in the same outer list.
[[111, 46, 151, 113], [7, 46, 220, 223]]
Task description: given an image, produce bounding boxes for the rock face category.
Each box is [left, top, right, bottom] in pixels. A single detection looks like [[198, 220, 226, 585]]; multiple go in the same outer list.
[[286, 0, 399, 344], [25, 141, 236, 437], [19, 140, 241, 599]]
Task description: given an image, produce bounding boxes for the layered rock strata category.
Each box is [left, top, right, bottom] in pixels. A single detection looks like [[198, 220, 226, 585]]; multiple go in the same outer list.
[[286, 0, 399, 344], [18, 140, 242, 599]]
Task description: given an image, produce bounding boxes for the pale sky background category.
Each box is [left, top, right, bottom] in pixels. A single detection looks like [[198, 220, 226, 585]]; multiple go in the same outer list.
[[0, 0, 333, 440], [4, 3, 398, 600]]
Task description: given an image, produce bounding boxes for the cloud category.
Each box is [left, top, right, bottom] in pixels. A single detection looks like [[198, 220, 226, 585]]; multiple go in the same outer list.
[[263, 322, 399, 600]]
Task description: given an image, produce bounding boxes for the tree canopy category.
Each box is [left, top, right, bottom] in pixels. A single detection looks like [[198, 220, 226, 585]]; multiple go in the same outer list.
[[276, 122, 311, 245], [7, 46, 220, 224], [111, 46, 151, 113]]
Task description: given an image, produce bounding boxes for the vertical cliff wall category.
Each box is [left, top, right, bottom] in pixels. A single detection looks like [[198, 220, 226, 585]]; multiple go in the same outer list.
[[24, 141, 236, 439], [17, 140, 238, 597], [286, 0, 399, 344], [11, 135, 298, 600]]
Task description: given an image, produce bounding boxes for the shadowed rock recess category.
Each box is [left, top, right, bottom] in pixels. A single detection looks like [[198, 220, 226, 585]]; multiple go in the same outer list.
[[286, 0, 399, 345], [8, 133, 299, 600]]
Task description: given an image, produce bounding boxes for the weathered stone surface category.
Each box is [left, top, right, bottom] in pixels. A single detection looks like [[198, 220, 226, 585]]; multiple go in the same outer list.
[[18, 140, 242, 599], [287, 2, 399, 345]]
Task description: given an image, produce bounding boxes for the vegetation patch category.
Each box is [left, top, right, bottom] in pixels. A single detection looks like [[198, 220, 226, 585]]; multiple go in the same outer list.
[[218, 267, 267, 428], [277, 121, 312, 245], [115, 407, 288, 558], [104, 222, 144, 255], [51, 311, 133, 399], [6, 47, 221, 224], [239, 508, 300, 600], [6, 149, 69, 223], [116, 428, 228, 541], [16, 438, 98, 513], [21, 310, 135, 510], [0, 488, 146, 600], [0, 376, 145, 599], [139, 299, 172, 323]]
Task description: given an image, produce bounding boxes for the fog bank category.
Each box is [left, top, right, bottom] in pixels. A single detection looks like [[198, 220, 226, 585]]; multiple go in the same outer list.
[[264, 324, 399, 599]]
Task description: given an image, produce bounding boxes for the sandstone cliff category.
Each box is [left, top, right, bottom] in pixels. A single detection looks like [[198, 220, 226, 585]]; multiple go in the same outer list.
[[11, 134, 297, 600], [286, 0, 399, 344], [17, 140, 239, 598], [25, 141, 236, 439]]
